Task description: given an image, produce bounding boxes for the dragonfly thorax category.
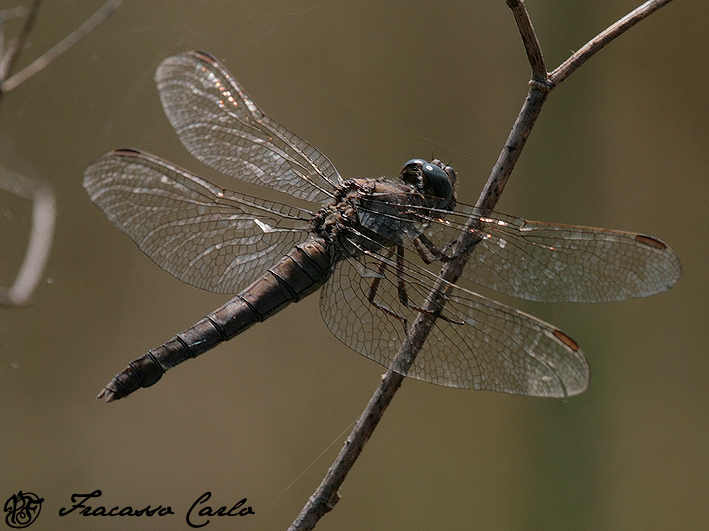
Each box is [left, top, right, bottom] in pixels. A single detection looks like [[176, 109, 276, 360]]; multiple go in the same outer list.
[[309, 177, 427, 255]]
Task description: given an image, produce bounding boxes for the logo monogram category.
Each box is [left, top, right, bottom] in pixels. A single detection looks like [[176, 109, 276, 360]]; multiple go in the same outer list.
[[4, 491, 44, 528]]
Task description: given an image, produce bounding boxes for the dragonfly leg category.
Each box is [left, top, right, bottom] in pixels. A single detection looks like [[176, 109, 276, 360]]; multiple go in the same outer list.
[[365, 245, 465, 331], [413, 233, 453, 263], [407, 296, 465, 326], [395, 245, 409, 306], [398, 248, 465, 327], [395, 245, 465, 326], [366, 248, 409, 330]]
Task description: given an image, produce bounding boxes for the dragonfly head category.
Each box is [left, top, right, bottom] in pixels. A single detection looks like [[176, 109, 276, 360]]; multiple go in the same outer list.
[[400, 159, 457, 209]]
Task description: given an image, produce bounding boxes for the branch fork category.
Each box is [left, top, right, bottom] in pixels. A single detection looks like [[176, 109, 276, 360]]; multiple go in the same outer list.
[[289, 1, 674, 528]]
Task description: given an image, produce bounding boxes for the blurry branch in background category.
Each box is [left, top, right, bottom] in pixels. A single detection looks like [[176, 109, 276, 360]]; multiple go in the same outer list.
[[0, 0, 42, 87], [0, 0, 122, 306], [0, 167, 55, 306], [289, 0, 675, 529], [0, 0, 122, 94]]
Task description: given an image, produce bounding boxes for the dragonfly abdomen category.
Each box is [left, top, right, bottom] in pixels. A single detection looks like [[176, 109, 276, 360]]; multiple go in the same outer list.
[[98, 238, 332, 402]]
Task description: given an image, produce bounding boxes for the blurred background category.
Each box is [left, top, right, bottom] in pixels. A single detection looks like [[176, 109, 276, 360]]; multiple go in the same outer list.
[[1, 1, 706, 530]]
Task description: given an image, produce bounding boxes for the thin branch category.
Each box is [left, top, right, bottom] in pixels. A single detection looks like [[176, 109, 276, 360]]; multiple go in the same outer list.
[[0, 0, 42, 83], [288, 1, 675, 529], [0, 6, 30, 61], [0, 168, 56, 306], [550, 0, 674, 86], [0, 0, 122, 303], [506, 0, 546, 81], [474, 84, 548, 213], [1, 0, 122, 93]]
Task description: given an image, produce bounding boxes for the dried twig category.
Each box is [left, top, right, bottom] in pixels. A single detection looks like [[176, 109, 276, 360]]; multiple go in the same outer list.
[[550, 0, 674, 86], [0, 6, 29, 61], [0, 0, 42, 83], [0, 0, 122, 94], [0, 167, 56, 306], [288, 1, 675, 529], [0, 0, 122, 305]]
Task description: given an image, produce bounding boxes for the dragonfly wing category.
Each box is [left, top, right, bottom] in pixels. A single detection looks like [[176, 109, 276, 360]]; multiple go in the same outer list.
[[442, 207, 681, 302], [319, 234, 589, 397], [356, 196, 682, 303], [154, 51, 343, 203], [83, 149, 311, 294]]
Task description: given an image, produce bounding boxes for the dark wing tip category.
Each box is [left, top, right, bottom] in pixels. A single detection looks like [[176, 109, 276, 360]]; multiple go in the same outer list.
[[190, 50, 218, 63], [552, 329, 580, 351], [112, 148, 141, 157], [635, 233, 667, 250]]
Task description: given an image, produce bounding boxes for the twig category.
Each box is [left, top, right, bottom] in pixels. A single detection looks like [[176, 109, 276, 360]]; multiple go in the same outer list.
[[0, 167, 56, 306], [0, 0, 122, 94], [506, 0, 546, 82], [550, 0, 675, 86], [0, 6, 30, 61], [288, 1, 674, 529], [0, 0, 42, 83], [0, 0, 122, 304]]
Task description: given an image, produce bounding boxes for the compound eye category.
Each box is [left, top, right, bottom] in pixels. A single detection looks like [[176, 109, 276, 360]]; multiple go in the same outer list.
[[400, 158, 426, 187], [403, 158, 426, 169], [400, 159, 456, 205], [420, 162, 454, 202]]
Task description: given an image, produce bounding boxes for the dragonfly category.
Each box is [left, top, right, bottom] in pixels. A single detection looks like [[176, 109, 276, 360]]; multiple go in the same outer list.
[[84, 51, 682, 402]]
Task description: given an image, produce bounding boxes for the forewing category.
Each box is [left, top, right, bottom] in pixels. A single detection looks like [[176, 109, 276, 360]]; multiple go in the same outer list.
[[83, 149, 311, 294], [154, 51, 343, 203], [319, 234, 589, 397], [356, 195, 682, 302]]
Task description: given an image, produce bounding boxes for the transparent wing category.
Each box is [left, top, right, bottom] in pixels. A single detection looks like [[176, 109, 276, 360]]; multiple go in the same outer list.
[[154, 51, 343, 203], [83, 149, 312, 294], [320, 232, 589, 397], [356, 194, 682, 303]]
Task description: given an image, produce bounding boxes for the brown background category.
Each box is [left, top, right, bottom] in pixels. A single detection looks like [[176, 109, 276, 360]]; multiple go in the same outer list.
[[1, 1, 707, 530]]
